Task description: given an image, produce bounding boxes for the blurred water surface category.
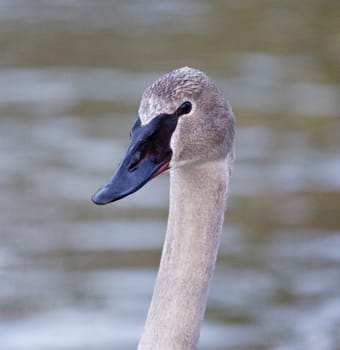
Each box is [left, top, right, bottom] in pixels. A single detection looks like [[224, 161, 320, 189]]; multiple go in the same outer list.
[[1, 1, 340, 349]]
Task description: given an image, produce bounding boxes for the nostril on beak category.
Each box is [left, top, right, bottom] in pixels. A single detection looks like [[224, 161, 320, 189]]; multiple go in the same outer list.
[[128, 151, 141, 172]]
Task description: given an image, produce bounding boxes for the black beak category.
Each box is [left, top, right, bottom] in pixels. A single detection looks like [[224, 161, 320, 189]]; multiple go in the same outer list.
[[91, 113, 179, 205]]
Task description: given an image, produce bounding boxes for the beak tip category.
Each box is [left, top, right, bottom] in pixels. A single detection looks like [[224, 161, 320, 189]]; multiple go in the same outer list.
[[91, 194, 104, 206], [91, 187, 112, 205]]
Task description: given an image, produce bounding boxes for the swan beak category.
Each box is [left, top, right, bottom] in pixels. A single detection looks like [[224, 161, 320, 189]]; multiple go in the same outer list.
[[91, 135, 171, 205], [92, 110, 180, 205], [91, 158, 169, 205]]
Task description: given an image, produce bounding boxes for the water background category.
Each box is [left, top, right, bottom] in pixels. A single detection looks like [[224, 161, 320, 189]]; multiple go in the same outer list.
[[1, 1, 340, 349]]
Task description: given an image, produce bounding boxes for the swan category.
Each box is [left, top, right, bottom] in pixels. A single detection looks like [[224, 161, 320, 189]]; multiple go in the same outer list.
[[92, 67, 235, 350]]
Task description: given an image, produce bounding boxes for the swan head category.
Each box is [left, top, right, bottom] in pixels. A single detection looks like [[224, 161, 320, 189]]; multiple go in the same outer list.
[[92, 67, 235, 205]]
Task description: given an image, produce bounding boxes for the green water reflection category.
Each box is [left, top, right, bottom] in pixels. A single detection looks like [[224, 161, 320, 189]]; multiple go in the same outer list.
[[1, 1, 339, 349]]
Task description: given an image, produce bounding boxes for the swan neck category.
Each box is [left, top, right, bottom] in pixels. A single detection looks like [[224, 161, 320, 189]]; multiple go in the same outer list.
[[138, 159, 231, 350]]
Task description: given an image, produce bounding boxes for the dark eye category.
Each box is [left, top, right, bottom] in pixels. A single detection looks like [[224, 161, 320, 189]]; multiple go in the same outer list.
[[177, 101, 192, 115]]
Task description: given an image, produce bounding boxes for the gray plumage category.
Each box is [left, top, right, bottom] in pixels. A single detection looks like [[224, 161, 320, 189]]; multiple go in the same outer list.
[[137, 67, 235, 349]]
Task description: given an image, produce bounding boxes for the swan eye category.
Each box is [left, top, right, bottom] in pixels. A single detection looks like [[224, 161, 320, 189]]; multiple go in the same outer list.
[[177, 101, 192, 116]]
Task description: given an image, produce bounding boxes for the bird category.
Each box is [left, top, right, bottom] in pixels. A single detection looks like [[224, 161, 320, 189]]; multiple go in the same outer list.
[[92, 67, 235, 350]]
